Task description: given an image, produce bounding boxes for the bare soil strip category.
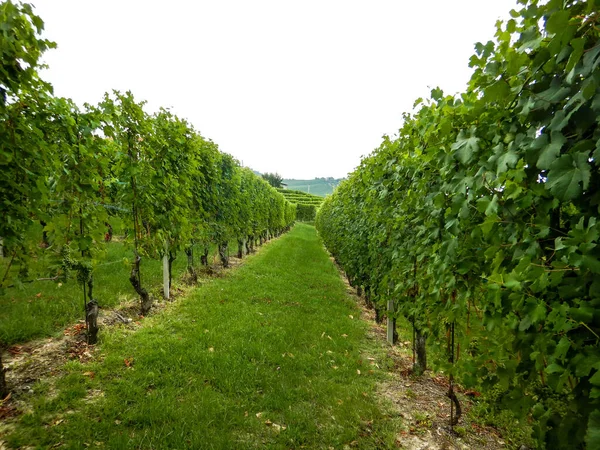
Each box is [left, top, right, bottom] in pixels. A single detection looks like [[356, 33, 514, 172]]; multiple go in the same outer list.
[[339, 264, 508, 450]]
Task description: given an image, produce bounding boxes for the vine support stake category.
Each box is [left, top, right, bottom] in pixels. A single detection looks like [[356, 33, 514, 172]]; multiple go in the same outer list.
[[162, 241, 170, 299]]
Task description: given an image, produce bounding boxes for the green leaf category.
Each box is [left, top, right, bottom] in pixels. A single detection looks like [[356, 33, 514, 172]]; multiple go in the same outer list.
[[554, 337, 570, 361], [485, 195, 499, 216], [537, 131, 566, 169], [586, 410, 600, 449], [546, 152, 591, 201], [532, 402, 546, 419], [570, 305, 594, 323], [589, 368, 600, 387], [505, 272, 522, 290], [452, 130, 479, 164], [546, 10, 570, 34], [546, 363, 563, 374], [566, 37, 586, 72], [532, 303, 547, 323], [431, 88, 443, 101], [581, 255, 600, 274], [485, 80, 510, 103], [574, 354, 600, 377], [519, 315, 532, 331], [497, 150, 518, 174]]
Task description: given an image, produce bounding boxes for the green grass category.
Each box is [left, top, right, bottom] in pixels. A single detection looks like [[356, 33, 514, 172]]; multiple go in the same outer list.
[[4, 224, 401, 449], [0, 242, 222, 345]]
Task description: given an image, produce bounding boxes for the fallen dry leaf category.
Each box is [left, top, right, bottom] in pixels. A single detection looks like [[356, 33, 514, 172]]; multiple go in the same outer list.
[[83, 371, 95, 379], [256, 412, 263, 418], [272, 423, 287, 432], [51, 418, 64, 427], [7, 346, 23, 356], [0, 403, 18, 421], [465, 389, 481, 397], [64, 323, 87, 337]]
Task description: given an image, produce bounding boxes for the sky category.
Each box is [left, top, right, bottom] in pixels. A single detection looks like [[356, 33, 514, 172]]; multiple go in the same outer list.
[[30, 0, 518, 179]]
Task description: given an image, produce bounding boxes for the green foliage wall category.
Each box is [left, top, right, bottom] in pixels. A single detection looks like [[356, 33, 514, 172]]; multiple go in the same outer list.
[[295, 204, 317, 222], [0, 1, 295, 291], [316, 1, 600, 447]]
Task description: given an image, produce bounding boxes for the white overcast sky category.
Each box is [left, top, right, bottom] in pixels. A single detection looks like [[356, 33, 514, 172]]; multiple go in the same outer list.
[[30, 0, 517, 179]]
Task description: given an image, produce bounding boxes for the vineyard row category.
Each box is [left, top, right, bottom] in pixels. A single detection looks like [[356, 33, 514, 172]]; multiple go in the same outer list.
[[316, 1, 600, 448]]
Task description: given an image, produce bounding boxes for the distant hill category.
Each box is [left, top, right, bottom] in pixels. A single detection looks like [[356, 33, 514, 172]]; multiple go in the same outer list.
[[277, 189, 323, 221], [277, 189, 324, 206], [282, 178, 343, 197]]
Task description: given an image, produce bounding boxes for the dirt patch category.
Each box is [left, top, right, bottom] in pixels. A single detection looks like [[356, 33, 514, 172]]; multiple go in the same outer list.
[[4, 337, 82, 396], [372, 337, 505, 450]]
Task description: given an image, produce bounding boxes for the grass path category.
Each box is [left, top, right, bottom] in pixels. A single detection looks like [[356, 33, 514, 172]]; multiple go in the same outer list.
[[3, 224, 400, 449]]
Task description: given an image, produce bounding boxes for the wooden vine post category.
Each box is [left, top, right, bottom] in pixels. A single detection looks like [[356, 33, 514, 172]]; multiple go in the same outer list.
[[0, 350, 7, 399], [386, 298, 398, 345]]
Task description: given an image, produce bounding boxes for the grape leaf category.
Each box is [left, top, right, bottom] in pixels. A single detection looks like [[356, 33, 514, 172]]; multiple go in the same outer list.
[[546, 152, 591, 201], [586, 410, 600, 449], [537, 131, 566, 169], [452, 130, 479, 164]]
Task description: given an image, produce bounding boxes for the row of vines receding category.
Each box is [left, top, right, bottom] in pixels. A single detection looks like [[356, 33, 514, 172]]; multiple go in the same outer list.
[[316, 0, 599, 448], [0, 1, 296, 397]]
